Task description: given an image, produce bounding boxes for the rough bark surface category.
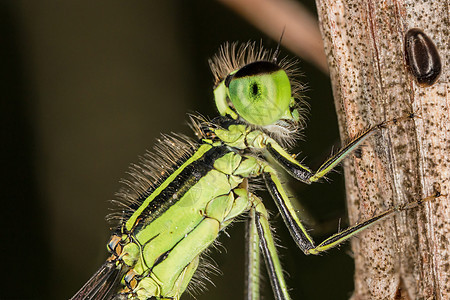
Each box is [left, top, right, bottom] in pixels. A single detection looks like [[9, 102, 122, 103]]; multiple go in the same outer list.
[[315, 0, 449, 299]]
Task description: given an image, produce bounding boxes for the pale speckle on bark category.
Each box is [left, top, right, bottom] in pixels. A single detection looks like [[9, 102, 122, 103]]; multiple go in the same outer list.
[[315, 0, 449, 299]]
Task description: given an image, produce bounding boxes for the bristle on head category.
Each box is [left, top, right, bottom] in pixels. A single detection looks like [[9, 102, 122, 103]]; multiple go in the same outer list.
[[208, 41, 305, 98]]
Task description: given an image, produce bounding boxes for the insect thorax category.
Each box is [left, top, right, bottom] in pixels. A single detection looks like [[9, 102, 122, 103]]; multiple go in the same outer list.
[[104, 118, 272, 299]]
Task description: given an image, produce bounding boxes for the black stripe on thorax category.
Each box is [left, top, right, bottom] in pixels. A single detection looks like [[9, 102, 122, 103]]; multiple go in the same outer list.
[[129, 145, 230, 234]]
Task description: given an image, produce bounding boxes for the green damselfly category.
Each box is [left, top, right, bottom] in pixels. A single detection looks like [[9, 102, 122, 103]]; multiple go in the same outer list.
[[70, 42, 436, 300]]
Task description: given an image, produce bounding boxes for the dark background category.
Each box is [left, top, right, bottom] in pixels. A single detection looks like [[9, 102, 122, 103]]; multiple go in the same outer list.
[[1, 1, 353, 299]]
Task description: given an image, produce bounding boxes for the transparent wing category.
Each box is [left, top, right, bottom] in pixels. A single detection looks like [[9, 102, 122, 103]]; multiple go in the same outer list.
[[70, 261, 126, 300]]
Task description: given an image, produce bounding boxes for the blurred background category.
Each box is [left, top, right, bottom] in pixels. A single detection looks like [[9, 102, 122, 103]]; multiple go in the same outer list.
[[1, 1, 353, 299]]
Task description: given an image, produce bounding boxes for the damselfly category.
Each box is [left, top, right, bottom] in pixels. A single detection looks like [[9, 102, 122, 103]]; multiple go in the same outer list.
[[71, 42, 436, 300]]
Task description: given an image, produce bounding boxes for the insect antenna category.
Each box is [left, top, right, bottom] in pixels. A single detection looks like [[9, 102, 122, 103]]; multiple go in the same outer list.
[[272, 27, 286, 63]]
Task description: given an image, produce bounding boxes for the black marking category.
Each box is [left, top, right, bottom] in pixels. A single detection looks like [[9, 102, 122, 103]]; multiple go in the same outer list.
[[251, 82, 260, 96], [144, 218, 207, 277], [266, 144, 312, 183], [121, 138, 198, 219], [158, 217, 205, 260], [130, 146, 230, 233], [263, 173, 315, 252], [255, 212, 288, 300], [107, 234, 123, 257], [211, 116, 246, 129], [404, 28, 441, 87], [124, 271, 139, 290], [142, 233, 159, 248], [234, 61, 281, 79], [225, 73, 233, 88], [244, 213, 255, 300], [153, 250, 170, 267]]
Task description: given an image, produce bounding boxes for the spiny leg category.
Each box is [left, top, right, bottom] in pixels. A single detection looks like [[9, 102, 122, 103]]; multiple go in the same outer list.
[[308, 193, 442, 254], [262, 166, 442, 255], [265, 113, 416, 184], [309, 190, 445, 255], [249, 194, 291, 300], [245, 207, 260, 300], [262, 168, 314, 252]]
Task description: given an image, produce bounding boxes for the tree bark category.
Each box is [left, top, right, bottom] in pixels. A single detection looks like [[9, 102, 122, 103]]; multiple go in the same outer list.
[[315, 0, 449, 299]]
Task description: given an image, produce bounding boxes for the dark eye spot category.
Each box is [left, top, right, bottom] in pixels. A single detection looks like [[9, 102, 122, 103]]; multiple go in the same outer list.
[[251, 83, 259, 96]]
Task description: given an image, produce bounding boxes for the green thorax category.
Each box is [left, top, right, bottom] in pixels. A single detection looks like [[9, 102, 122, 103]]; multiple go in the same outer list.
[[106, 120, 270, 299]]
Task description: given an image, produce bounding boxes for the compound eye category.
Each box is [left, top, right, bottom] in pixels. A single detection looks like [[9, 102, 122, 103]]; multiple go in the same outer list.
[[227, 61, 291, 126]]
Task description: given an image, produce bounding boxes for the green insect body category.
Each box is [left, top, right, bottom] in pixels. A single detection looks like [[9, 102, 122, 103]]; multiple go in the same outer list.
[[71, 43, 423, 300]]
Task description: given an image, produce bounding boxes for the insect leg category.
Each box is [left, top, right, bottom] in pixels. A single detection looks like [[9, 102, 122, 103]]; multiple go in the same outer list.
[[249, 194, 291, 300], [307, 191, 442, 254], [265, 114, 415, 183], [263, 167, 442, 255], [245, 207, 260, 300], [262, 168, 315, 253]]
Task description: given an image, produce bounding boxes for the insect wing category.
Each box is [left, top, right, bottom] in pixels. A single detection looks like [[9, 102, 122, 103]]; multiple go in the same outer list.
[[71, 261, 125, 300]]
